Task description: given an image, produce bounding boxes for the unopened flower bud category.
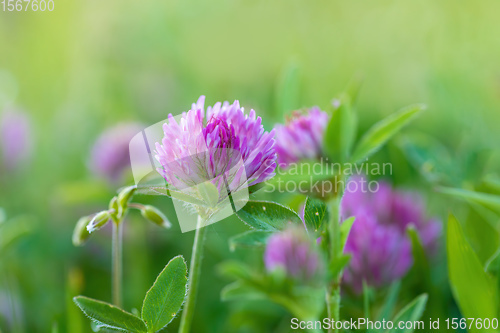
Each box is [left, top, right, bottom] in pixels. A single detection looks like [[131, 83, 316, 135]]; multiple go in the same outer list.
[[73, 216, 92, 246], [86, 211, 111, 233], [109, 196, 119, 215], [141, 205, 171, 229], [118, 186, 137, 210]]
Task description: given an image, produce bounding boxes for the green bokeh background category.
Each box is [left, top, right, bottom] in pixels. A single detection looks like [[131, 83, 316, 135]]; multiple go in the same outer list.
[[1, 1, 500, 332]]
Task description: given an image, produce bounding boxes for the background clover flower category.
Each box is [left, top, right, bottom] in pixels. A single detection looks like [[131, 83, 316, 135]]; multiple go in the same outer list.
[[89, 122, 143, 183], [0, 108, 32, 171], [340, 176, 442, 292], [275, 107, 329, 167], [155, 96, 276, 203], [264, 226, 324, 283]]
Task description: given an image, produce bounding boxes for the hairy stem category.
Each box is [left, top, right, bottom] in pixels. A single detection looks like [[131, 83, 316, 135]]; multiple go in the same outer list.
[[112, 221, 123, 307], [127, 203, 146, 210], [179, 215, 207, 333], [326, 284, 340, 333]]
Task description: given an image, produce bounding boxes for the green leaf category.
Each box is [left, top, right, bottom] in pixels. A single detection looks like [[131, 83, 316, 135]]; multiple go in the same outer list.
[[485, 247, 500, 274], [236, 200, 302, 231], [229, 231, 274, 251], [398, 134, 455, 185], [221, 281, 266, 301], [0, 215, 34, 254], [73, 296, 147, 333], [351, 104, 425, 163], [197, 182, 220, 207], [439, 186, 500, 216], [135, 185, 170, 197], [247, 182, 266, 195], [378, 281, 401, 321], [329, 254, 351, 277], [340, 217, 355, 251], [217, 261, 255, 281], [406, 226, 430, 284], [447, 214, 498, 325], [387, 294, 427, 333], [283, 287, 326, 322], [323, 95, 356, 163], [141, 256, 187, 332], [465, 204, 500, 263], [482, 175, 500, 196], [303, 197, 328, 232], [170, 189, 211, 208]]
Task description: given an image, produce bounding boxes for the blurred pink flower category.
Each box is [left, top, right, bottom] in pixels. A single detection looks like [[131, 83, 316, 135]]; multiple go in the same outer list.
[[264, 226, 324, 283], [341, 176, 441, 292], [275, 107, 329, 167], [0, 108, 32, 170], [90, 123, 143, 183]]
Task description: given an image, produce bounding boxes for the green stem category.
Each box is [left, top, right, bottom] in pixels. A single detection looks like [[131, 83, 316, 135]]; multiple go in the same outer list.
[[325, 291, 332, 332], [326, 287, 340, 333], [326, 176, 344, 333], [4, 271, 24, 333], [179, 215, 207, 333], [363, 280, 371, 320], [112, 221, 123, 307], [127, 203, 146, 210]]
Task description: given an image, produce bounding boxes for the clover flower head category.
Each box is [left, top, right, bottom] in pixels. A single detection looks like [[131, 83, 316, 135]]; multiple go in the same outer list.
[[155, 96, 276, 204], [0, 108, 32, 170], [264, 226, 324, 283], [341, 176, 441, 292], [90, 122, 143, 183], [275, 107, 329, 167]]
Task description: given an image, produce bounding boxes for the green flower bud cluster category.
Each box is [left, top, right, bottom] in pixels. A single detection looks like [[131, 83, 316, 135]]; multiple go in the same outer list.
[[72, 185, 171, 247]]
